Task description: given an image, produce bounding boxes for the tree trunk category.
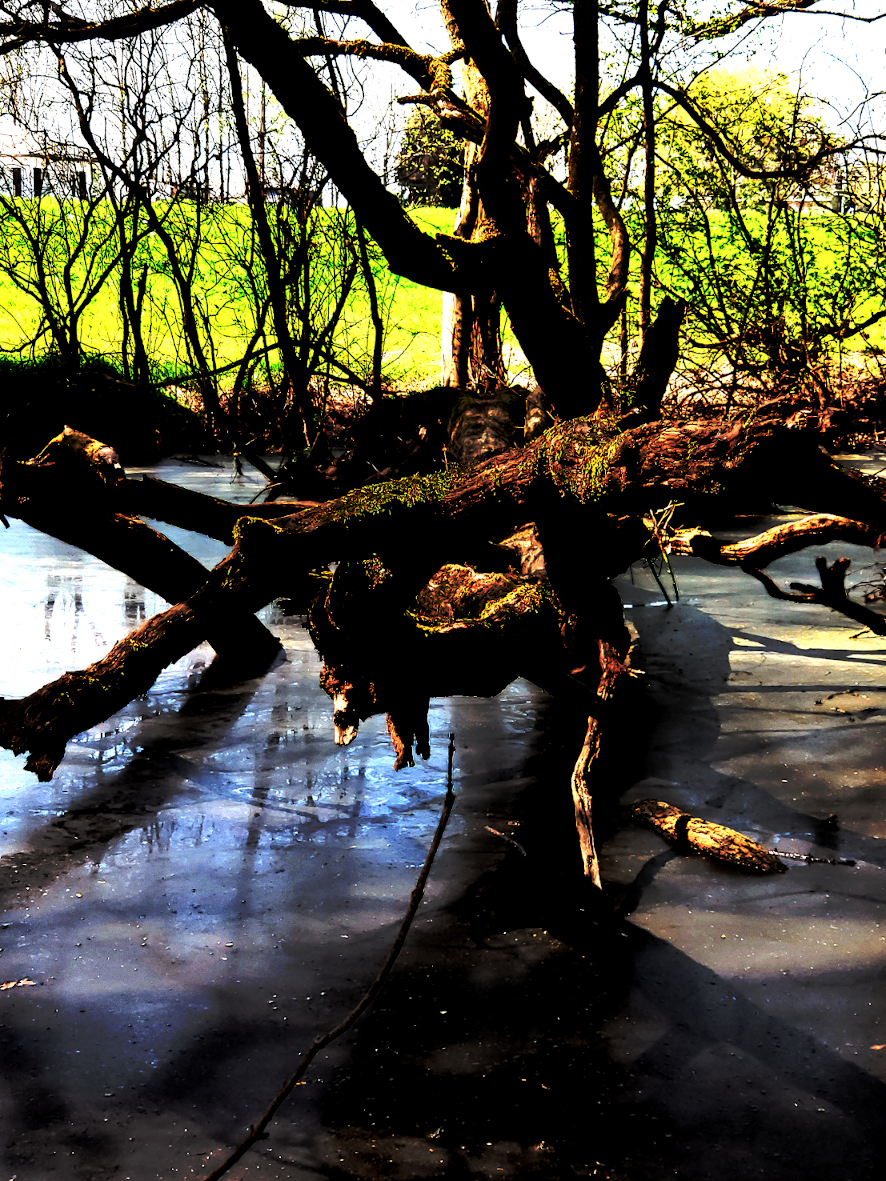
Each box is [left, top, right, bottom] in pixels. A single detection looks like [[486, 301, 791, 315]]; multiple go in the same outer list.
[[441, 33, 506, 394]]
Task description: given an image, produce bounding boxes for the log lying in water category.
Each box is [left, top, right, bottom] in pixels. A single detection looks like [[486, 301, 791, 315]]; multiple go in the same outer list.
[[631, 799, 787, 874]]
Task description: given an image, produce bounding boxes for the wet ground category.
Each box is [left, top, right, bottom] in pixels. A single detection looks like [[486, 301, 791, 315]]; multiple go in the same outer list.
[[0, 456, 885, 1180]]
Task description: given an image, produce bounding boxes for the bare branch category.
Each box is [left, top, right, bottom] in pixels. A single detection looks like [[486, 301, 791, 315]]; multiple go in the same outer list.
[[292, 36, 463, 93], [693, 1, 886, 41], [655, 79, 864, 181], [0, 0, 199, 55], [744, 558, 886, 636], [690, 0, 819, 41], [667, 514, 882, 567], [274, 0, 414, 49]]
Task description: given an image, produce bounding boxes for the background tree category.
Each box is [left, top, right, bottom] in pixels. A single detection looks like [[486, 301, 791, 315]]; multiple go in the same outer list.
[[394, 105, 463, 207]]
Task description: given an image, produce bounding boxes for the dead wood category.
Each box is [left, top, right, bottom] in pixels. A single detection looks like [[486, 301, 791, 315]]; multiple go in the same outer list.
[[0, 515, 283, 779], [744, 557, 886, 636], [308, 555, 577, 769], [446, 385, 525, 465], [119, 474, 311, 544], [0, 430, 282, 667], [498, 522, 546, 578], [631, 799, 787, 874], [4, 413, 886, 786], [571, 640, 638, 887], [666, 515, 886, 633], [667, 514, 880, 567], [628, 295, 688, 423]]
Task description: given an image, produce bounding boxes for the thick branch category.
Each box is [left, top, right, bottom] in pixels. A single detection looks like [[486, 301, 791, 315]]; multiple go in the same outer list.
[[0, 514, 284, 780], [212, 0, 463, 292], [292, 36, 461, 92], [632, 800, 786, 873], [667, 514, 881, 567], [0, 432, 282, 665], [278, 0, 415, 48], [495, 0, 573, 128], [119, 476, 311, 545], [571, 640, 635, 887], [629, 295, 687, 420]]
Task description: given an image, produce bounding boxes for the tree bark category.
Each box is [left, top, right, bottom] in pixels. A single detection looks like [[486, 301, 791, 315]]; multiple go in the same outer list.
[[4, 414, 886, 782], [441, 3, 506, 394]]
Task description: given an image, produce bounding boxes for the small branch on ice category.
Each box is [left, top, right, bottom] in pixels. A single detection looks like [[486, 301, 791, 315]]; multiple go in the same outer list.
[[770, 849, 857, 867], [484, 825, 528, 856], [743, 557, 886, 636]]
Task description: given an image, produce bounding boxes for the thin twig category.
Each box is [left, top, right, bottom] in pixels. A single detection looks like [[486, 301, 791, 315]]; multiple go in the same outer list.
[[200, 733, 457, 1181], [484, 825, 528, 856], [769, 849, 857, 866]]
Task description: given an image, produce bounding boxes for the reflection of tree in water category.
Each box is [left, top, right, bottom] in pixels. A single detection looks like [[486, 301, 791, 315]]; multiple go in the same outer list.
[[123, 578, 147, 627], [43, 572, 84, 646], [43, 572, 115, 651], [43, 576, 147, 651]]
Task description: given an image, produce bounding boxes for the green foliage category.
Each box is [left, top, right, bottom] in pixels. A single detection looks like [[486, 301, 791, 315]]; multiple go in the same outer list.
[[594, 63, 884, 403], [395, 108, 464, 208]]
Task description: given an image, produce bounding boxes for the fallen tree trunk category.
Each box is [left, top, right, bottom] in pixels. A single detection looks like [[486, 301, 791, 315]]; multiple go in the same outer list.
[[3, 413, 886, 881], [118, 474, 315, 545], [0, 514, 284, 780]]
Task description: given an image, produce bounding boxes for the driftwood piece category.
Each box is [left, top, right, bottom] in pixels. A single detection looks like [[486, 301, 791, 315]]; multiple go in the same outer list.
[[631, 799, 787, 874]]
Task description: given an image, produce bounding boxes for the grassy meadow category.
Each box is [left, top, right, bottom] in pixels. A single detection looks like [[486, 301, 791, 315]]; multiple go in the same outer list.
[[0, 201, 462, 389], [0, 196, 878, 393]]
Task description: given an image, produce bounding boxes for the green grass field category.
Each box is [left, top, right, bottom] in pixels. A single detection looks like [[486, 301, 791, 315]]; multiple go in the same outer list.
[[0, 197, 878, 391], [0, 201, 465, 389]]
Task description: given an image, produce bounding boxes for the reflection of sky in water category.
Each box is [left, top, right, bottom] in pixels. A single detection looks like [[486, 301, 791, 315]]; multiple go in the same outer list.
[[0, 459, 551, 1178]]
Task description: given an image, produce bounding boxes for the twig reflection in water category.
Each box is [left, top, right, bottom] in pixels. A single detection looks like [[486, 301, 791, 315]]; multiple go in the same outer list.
[[200, 732, 458, 1181]]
